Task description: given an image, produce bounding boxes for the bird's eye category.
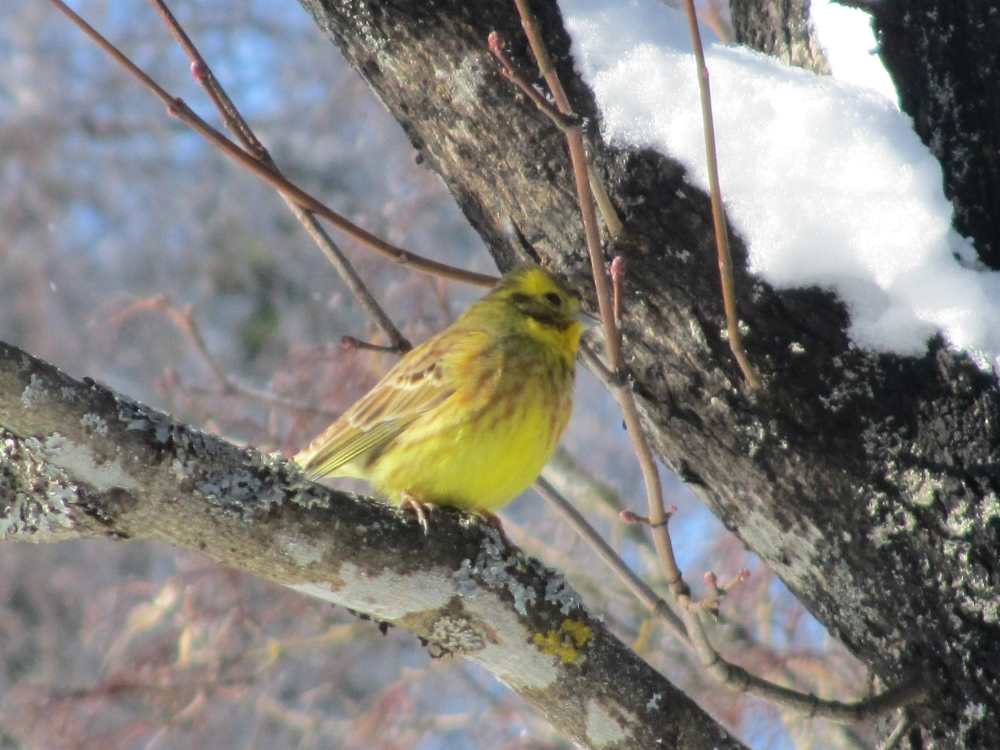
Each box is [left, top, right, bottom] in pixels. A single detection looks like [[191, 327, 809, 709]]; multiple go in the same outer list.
[[544, 292, 562, 307]]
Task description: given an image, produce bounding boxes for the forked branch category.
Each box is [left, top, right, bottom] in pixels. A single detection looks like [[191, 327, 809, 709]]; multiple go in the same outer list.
[[147, 0, 411, 353], [48, 0, 495, 289]]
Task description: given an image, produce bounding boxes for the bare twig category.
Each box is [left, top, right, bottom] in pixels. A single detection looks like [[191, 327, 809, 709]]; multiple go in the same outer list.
[[610, 255, 625, 327], [620, 508, 678, 528], [578, 340, 617, 387], [487, 34, 578, 132], [490, 25, 673, 592], [147, 0, 411, 354], [679, 0, 760, 390], [48, 0, 496, 290], [534, 477, 687, 642], [877, 710, 911, 750], [546, 447, 627, 517], [340, 336, 404, 354], [107, 295, 333, 418], [510, 0, 623, 238], [488, 34, 620, 365]]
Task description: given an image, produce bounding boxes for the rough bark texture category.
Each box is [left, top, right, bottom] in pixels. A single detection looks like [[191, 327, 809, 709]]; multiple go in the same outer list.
[[868, 0, 1000, 269], [296, 0, 1000, 746], [0, 341, 743, 750], [730, 0, 830, 74]]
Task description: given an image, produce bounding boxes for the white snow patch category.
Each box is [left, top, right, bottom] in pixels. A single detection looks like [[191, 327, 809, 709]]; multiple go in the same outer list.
[[811, 0, 898, 104], [561, 0, 1000, 366]]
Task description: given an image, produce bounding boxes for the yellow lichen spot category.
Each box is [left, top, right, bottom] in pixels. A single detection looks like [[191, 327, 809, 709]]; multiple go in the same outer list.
[[532, 618, 593, 664], [631, 617, 656, 655]]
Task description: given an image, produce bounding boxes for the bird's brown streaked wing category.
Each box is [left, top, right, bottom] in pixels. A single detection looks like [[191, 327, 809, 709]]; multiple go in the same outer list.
[[296, 331, 463, 479]]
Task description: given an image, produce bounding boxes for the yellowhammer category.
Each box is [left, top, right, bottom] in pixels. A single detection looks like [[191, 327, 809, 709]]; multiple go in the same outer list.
[[295, 266, 583, 529]]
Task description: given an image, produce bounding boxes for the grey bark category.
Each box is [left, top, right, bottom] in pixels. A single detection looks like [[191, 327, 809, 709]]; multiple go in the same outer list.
[[0, 340, 743, 750], [730, 0, 830, 74], [868, 0, 1000, 269], [296, 0, 1000, 746]]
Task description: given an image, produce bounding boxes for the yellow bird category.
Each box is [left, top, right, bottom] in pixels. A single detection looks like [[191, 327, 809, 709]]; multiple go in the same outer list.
[[295, 266, 583, 529]]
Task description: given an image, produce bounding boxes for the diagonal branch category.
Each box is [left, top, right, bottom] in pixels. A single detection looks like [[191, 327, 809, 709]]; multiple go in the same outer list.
[[0, 339, 744, 750], [147, 0, 411, 353], [46, 0, 495, 289]]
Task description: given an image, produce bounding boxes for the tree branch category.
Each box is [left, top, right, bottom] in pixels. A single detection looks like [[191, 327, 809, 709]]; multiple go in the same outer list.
[[0, 340, 744, 750]]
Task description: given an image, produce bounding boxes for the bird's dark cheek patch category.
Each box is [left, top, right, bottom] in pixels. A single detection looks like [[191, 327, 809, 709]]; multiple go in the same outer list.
[[528, 312, 572, 330]]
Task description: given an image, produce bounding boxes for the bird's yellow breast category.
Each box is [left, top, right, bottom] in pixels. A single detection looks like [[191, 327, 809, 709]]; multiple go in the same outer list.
[[365, 344, 573, 511]]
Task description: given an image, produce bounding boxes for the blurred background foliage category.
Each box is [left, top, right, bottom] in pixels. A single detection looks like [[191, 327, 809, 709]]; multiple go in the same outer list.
[[1, 2, 868, 748]]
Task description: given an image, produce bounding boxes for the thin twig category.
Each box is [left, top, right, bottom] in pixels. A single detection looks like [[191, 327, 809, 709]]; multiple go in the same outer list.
[[511, 0, 624, 239], [578, 340, 617, 387], [491, 26, 694, 604], [587, 165, 625, 240], [534, 477, 687, 642], [679, 0, 760, 390], [111, 295, 334, 418], [340, 336, 404, 354], [491, 26, 671, 585], [610, 256, 625, 327], [488, 34, 578, 132], [48, 0, 496, 290], [147, 0, 411, 354], [877, 710, 911, 750]]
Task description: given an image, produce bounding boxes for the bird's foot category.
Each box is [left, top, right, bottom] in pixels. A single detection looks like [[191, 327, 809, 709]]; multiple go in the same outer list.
[[400, 492, 434, 535]]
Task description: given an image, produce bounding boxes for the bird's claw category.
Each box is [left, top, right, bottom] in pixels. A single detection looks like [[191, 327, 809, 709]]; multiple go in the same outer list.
[[401, 493, 434, 535]]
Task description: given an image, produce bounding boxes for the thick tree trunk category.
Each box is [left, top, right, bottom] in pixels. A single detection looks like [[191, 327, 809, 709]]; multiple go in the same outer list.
[[297, 0, 1000, 746], [870, 0, 1000, 269]]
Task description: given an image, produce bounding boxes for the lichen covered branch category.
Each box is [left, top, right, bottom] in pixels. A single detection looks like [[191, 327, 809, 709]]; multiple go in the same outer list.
[[0, 340, 742, 750]]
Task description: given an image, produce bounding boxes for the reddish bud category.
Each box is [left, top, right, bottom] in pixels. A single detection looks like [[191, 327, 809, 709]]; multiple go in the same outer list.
[[619, 509, 642, 525], [190, 60, 208, 81], [610, 255, 626, 280], [166, 97, 185, 118]]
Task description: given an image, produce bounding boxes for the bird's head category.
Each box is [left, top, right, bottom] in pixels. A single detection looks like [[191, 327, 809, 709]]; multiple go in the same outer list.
[[486, 267, 584, 356]]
